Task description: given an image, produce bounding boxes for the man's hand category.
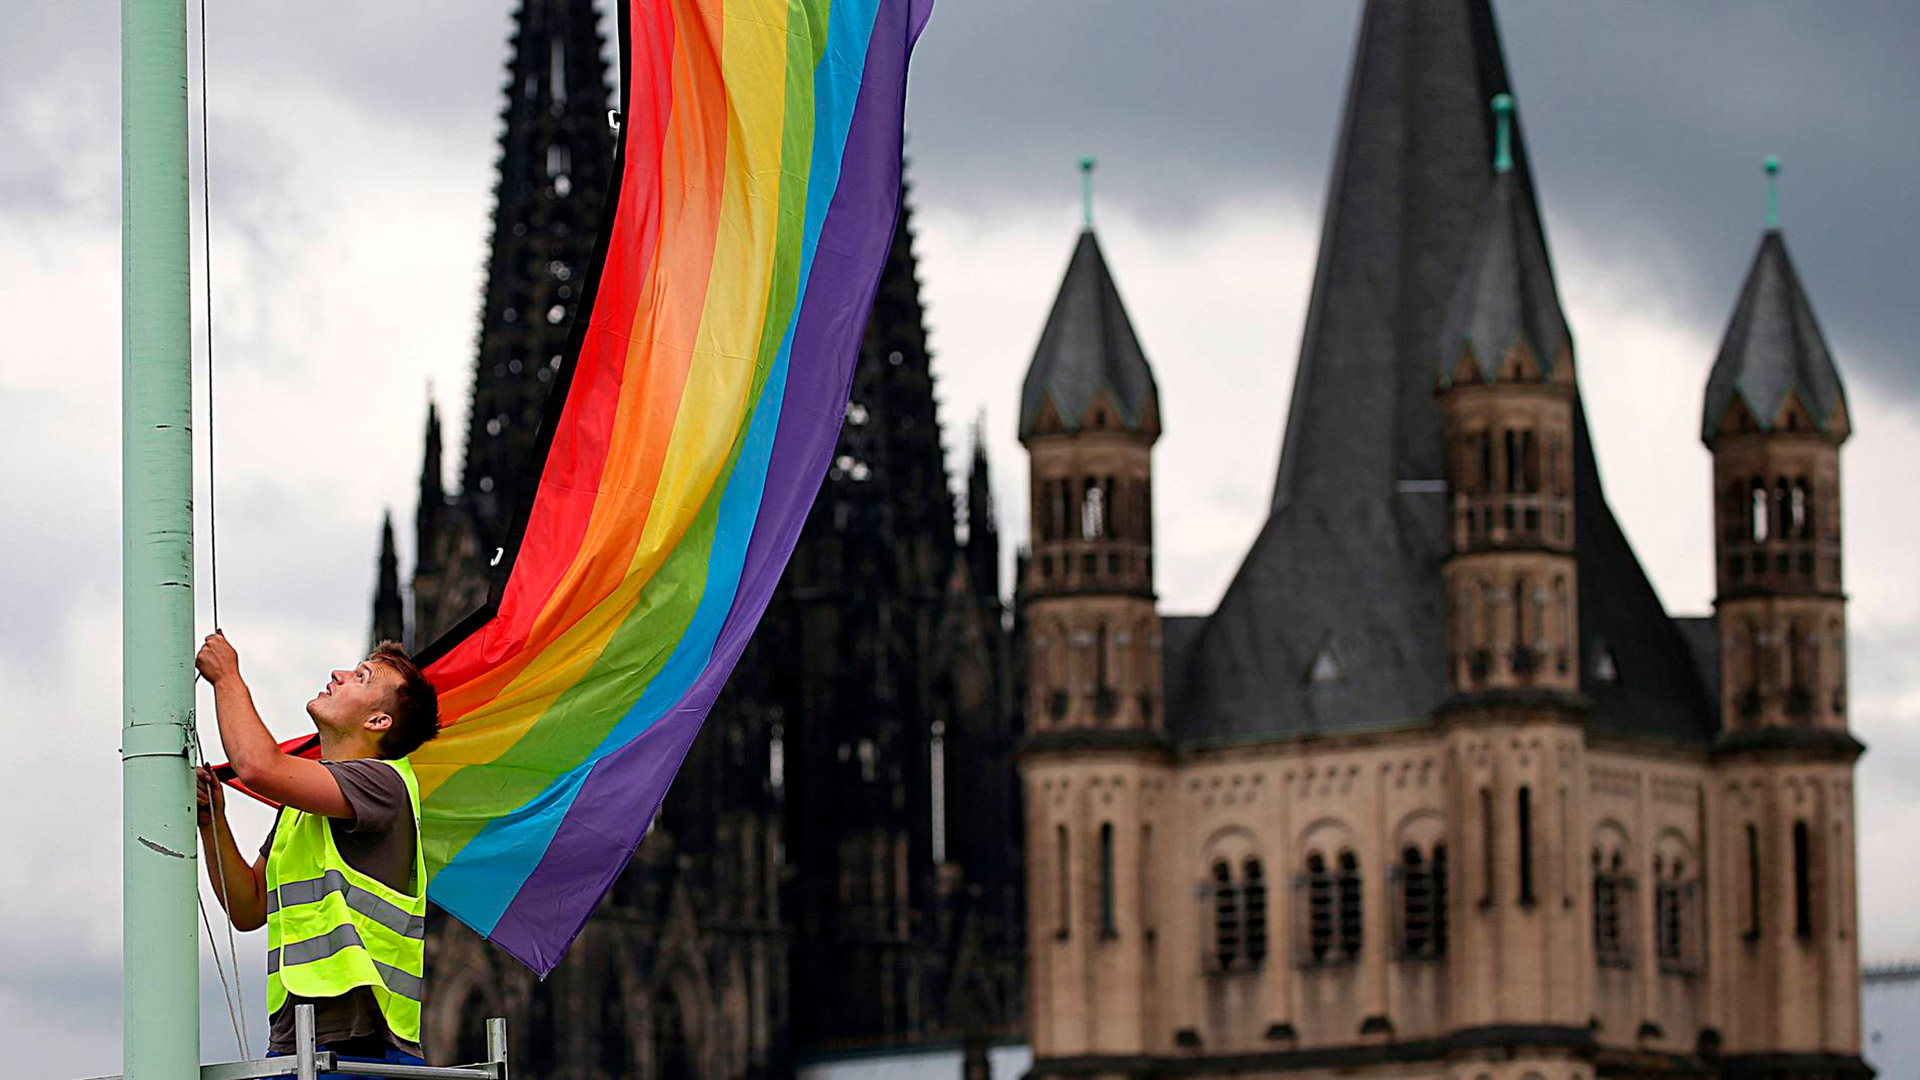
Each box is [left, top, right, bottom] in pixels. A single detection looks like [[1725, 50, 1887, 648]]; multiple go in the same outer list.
[[195, 765, 226, 829], [195, 631, 241, 687]]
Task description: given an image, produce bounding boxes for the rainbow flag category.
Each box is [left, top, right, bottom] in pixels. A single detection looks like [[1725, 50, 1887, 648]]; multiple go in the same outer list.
[[409, 0, 930, 973]]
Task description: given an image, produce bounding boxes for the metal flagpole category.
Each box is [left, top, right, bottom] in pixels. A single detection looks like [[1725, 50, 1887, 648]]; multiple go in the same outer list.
[[122, 0, 201, 1075]]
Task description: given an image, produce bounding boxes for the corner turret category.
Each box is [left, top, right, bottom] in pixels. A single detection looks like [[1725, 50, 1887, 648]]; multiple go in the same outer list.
[[1019, 160, 1163, 731], [1437, 94, 1580, 698], [1704, 157, 1861, 1063]]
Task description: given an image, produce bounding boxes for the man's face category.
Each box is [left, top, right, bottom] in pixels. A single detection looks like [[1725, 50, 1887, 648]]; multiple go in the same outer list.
[[307, 658, 401, 740]]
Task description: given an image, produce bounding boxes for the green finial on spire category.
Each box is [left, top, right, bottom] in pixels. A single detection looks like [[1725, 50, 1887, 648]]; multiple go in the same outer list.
[[1491, 94, 1514, 175], [1080, 156, 1097, 230], [1765, 155, 1781, 230]]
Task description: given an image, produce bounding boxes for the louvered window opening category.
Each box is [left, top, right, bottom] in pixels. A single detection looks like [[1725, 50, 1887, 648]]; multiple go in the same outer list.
[[1593, 850, 1635, 969], [1396, 844, 1449, 961], [1653, 855, 1700, 975], [1296, 850, 1362, 967]]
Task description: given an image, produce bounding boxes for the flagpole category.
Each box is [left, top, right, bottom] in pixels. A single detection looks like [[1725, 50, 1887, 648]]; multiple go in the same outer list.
[[122, 0, 201, 1075]]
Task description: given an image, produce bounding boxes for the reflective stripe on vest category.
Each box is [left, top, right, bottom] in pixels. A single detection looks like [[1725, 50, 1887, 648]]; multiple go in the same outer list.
[[267, 869, 428, 939], [264, 756, 427, 1044], [266, 926, 425, 1001]]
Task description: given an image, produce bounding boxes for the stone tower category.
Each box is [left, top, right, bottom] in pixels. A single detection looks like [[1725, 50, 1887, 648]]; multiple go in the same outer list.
[[1018, 183, 1167, 1057], [459, 0, 614, 539], [1018, 192, 1163, 735], [1435, 92, 1589, 1035], [1702, 159, 1860, 1060], [411, 0, 615, 647]]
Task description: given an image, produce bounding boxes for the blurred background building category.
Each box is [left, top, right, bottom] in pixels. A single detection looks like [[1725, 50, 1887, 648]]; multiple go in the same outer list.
[[1015, 2, 1864, 1078]]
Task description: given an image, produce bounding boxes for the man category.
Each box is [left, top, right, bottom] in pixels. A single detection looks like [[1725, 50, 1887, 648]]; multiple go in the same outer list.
[[194, 632, 440, 1074]]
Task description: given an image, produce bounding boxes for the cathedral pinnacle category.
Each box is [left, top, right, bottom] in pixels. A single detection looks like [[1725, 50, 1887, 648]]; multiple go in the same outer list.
[[1491, 93, 1514, 174]]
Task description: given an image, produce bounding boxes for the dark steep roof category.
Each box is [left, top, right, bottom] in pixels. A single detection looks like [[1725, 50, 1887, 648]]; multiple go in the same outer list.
[[1019, 230, 1160, 438], [1439, 171, 1572, 385], [1572, 407, 1718, 744], [1673, 615, 1721, 723], [1702, 230, 1849, 440], [1167, 0, 1715, 746]]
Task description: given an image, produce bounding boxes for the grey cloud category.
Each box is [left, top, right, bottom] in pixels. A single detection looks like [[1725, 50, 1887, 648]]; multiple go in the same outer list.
[[902, 1, 1920, 404]]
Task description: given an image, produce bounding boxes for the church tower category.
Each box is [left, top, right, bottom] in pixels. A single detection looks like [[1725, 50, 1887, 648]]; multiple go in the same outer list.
[[1702, 159, 1860, 1060], [1019, 164, 1162, 735], [1019, 163, 1167, 1058], [1435, 92, 1588, 1033], [409, 0, 615, 647], [460, 0, 614, 541]]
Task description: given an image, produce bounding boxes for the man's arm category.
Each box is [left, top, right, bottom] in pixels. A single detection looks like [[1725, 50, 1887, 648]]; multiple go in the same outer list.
[[196, 632, 353, 819], [197, 766, 269, 931]]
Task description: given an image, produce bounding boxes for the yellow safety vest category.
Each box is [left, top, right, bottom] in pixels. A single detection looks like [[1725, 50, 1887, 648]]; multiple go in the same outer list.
[[264, 757, 427, 1045]]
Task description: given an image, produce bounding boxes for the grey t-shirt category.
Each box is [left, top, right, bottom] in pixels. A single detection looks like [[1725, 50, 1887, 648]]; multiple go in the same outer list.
[[260, 758, 422, 1057]]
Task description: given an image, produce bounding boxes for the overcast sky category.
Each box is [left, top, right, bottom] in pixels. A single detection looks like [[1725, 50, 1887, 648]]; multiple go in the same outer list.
[[3, 2, 1917, 1074]]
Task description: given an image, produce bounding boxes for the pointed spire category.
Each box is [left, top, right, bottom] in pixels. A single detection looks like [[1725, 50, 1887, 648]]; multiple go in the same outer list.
[[416, 398, 445, 574], [966, 416, 999, 602], [462, 0, 615, 542], [371, 511, 405, 648], [1268, 0, 1543, 512], [1701, 202, 1849, 442], [1437, 92, 1571, 388], [1018, 197, 1160, 440]]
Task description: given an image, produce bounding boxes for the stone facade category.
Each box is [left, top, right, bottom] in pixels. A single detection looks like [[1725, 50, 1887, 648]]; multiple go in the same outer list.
[[1014, 3, 1865, 1078]]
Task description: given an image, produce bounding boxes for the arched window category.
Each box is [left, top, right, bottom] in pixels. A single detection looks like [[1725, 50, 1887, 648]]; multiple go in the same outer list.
[[1139, 824, 1154, 937], [1504, 430, 1522, 494], [1480, 788, 1496, 903], [1593, 848, 1633, 968], [1745, 824, 1762, 939], [1521, 429, 1540, 493], [1790, 480, 1810, 538], [1787, 622, 1811, 719], [1213, 860, 1241, 966], [1517, 787, 1535, 905], [1512, 578, 1532, 676], [1724, 481, 1746, 544], [1774, 479, 1791, 547], [1654, 851, 1699, 972], [1336, 851, 1363, 960], [1056, 825, 1071, 940], [1099, 823, 1117, 938], [1305, 852, 1332, 963], [1400, 847, 1428, 954], [1793, 821, 1813, 938], [1478, 431, 1495, 491], [1750, 481, 1770, 543], [1552, 575, 1572, 674], [1244, 859, 1269, 963], [1433, 844, 1450, 956], [1081, 481, 1106, 541]]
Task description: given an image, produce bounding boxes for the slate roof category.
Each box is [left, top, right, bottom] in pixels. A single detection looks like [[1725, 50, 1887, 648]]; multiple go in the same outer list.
[[1018, 230, 1160, 438], [1166, 0, 1716, 747], [1702, 230, 1849, 440], [1439, 170, 1572, 386]]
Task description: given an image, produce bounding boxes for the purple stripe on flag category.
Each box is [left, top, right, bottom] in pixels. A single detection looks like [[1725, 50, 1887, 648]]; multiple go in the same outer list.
[[483, 0, 926, 974]]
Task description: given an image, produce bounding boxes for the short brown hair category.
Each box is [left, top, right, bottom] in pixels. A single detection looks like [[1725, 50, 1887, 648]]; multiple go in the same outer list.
[[368, 641, 441, 760]]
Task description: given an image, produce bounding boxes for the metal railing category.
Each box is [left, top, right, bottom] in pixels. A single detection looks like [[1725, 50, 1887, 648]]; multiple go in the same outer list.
[[85, 1004, 509, 1080]]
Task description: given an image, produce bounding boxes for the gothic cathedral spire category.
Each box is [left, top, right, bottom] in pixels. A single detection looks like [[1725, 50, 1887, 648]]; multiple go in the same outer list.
[[461, 0, 614, 544]]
